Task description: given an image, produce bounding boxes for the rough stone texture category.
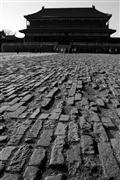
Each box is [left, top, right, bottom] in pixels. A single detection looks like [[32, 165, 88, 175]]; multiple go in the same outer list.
[[81, 135, 94, 154], [68, 122, 79, 142], [93, 122, 109, 142], [23, 166, 39, 180], [37, 129, 53, 147], [0, 173, 19, 180], [1, 53, 120, 179], [111, 135, 120, 163], [27, 118, 42, 138], [98, 142, 120, 179], [45, 174, 63, 180], [0, 146, 16, 161], [7, 145, 31, 172], [5, 106, 27, 118], [49, 136, 65, 166], [30, 107, 41, 119], [67, 97, 74, 105], [29, 147, 46, 166], [59, 114, 69, 122], [39, 113, 49, 120], [55, 123, 67, 136], [67, 144, 81, 176]]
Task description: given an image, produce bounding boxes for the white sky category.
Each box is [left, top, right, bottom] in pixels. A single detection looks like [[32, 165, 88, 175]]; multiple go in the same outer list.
[[0, 0, 120, 37]]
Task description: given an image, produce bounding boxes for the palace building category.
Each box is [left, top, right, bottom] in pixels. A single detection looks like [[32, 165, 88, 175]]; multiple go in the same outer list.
[[16, 6, 120, 53]]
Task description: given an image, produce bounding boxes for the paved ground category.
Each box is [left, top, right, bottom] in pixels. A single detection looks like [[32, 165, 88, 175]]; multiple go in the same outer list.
[[0, 53, 120, 180]]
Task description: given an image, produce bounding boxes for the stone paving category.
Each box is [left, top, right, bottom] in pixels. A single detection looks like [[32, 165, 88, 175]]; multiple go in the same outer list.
[[0, 53, 120, 180]]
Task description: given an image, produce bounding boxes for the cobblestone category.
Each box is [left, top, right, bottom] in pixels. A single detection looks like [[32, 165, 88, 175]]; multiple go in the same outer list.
[[0, 53, 120, 179]]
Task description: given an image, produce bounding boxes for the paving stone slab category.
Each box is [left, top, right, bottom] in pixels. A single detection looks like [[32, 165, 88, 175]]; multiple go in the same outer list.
[[93, 122, 109, 142], [81, 135, 94, 154], [0, 173, 19, 180], [98, 142, 120, 179], [39, 113, 49, 120], [0, 146, 16, 161], [7, 145, 31, 172], [8, 123, 30, 145], [55, 123, 67, 136], [30, 107, 41, 119], [29, 147, 46, 166], [21, 94, 33, 102], [68, 122, 79, 143], [37, 129, 53, 147], [49, 112, 60, 120], [45, 174, 63, 180], [27, 118, 42, 138], [5, 106, 27, 118], [66, 144, 81, 176], [49, 136, 65, 166], [59, 114, 69, 122], [67, 97, 74, 105], [111, 135, 120, 163], [23, 166, 39, 180]]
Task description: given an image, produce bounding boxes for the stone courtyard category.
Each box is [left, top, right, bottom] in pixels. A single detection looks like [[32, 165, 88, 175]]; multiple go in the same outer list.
[[0, 53, 120, 180]]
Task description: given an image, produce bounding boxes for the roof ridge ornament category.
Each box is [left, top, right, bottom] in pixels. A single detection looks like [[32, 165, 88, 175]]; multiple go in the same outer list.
[[92, 5, 95, 9], [42, 6, 45, 10]]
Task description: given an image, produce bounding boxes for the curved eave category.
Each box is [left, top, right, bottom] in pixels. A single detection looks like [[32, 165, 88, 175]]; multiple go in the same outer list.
[[24, 7, 112, 20], [19, 28, 116, 34], [109, 29, 116, 35]]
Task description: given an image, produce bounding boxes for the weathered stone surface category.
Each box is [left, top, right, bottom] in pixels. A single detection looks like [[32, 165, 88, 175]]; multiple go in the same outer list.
[[23, 166, 39, 180], [0, 161, 5, 173], [8, 145, 31, 172], [30, 107, 41, 119], [0, 106, 9, 114], [45, 174, 63, 180], [44, 119, 56, 129], [116, 108, 120, 117], [0, 146, 16, 161], [49, 112, 60, 120], [41, 98, 52, 109], [96, 98, 105, 107], [49, 136, 65, 166], [79, 116, 91, 131], [89, 111, 100, 122], [9, 97, 19, 105], [29, 147, 46, 166], [21, 94, 33, 102], [93, 122, 108, 142], [0, 135, 8, 142], [66, 144, 81, 176], [75, 93, 82, 101], [68, 122, 79, 142], [101, 117, 115, 128], [55, 123, 67, 136], [8, 123, 30, 145], [37, 129, 53, 147], [6, 102, 24, 112], [5, 106, 27, 118], [98, 142, 120, 178], [81, 135, 94, 154], [67, 97, 74, 105], [110, 98, 120, 108], [46, 87, 59, 98], [27, 118, 42, 138], [59, 114, 69, 122], [39, 113, 49, 120], [111, 135, 120, 163], [0, 173, 19, 180]]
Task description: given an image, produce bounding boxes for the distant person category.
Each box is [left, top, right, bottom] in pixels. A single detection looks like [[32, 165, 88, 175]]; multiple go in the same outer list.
[[16, 48, 19, 54]]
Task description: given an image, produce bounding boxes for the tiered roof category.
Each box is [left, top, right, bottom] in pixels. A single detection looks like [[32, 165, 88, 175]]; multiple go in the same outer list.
[[25, 6, 111, 19]]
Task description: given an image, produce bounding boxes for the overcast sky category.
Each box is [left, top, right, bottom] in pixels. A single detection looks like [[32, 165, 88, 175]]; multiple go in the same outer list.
[[0, 0, 120, 37]]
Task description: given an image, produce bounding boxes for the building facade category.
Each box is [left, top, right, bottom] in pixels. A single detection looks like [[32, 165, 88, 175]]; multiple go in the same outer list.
[[19, 6, 119, 53]]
